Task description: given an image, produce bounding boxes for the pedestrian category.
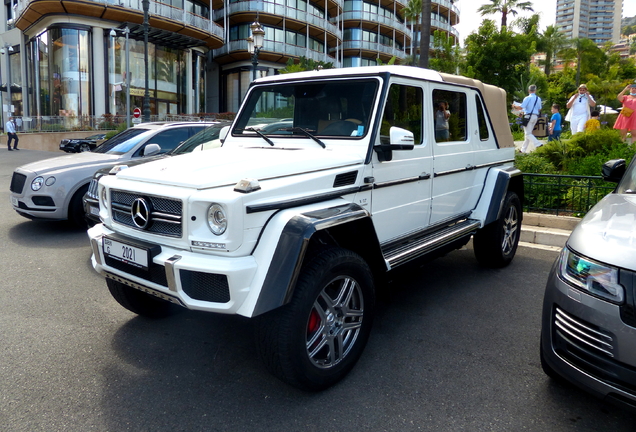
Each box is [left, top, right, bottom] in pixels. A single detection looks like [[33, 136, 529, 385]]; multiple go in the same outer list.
[[548, 104, 562, 142], [6, 116, 18, 151], [15, 116, 22, 131], [585, 110, 601, 132], [613, 84, 636, 141], [516, 85, 542, 153], [434, 101, 450, 142], [565, 84, 596, 134]]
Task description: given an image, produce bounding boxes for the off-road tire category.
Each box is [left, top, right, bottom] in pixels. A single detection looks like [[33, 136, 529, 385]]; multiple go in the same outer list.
[[107, 278, 176, 318], [255, 247, 375, 391], [473, 191, 521, 268]]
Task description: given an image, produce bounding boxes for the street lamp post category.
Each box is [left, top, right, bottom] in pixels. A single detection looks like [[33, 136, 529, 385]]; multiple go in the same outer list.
[[248, 22, 265, 81], [110, 27, 131, 128], [142, 0, 151, 122]]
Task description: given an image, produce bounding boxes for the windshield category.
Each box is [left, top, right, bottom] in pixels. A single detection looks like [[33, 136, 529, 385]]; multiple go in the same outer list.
[[93, 128, 152, 155], [233, 79, 378, 139], [171, 123, 228, 154]]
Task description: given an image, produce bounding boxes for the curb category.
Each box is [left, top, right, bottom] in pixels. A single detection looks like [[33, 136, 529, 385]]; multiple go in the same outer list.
[[521, 212, 579, 249]]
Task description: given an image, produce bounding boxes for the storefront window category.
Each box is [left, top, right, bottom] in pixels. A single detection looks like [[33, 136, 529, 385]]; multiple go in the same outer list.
[[27, 27, 92, 118], [109, 34, 186, 117]]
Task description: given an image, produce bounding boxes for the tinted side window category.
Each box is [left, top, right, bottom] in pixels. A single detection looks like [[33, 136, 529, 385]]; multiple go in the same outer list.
[[148, 128, 192, 153], [380, 84, 422, 144], [475, 95, 490, 141], [432, 89, 467, 142]]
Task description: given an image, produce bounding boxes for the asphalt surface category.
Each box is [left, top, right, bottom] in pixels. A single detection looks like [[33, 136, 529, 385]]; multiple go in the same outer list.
[[1, 149, 636, 431]]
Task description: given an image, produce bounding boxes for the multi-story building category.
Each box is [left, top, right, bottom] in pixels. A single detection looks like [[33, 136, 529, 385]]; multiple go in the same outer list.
[[0, 0, 459, 121], [555, 0, 623, 44]]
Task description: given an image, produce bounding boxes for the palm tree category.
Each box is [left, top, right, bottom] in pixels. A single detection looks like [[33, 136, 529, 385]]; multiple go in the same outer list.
[[403, 0, 422, 58], [419, 0, 431, 68], [478, 0, 534, 28], [538, 25, 567, 75]]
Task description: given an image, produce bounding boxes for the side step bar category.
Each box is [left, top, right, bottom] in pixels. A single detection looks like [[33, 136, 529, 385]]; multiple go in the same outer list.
[[382, 219, 481, 268]]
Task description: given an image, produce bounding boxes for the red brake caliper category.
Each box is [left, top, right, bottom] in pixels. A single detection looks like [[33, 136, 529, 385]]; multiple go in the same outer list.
[[307, 308, 321, 335]]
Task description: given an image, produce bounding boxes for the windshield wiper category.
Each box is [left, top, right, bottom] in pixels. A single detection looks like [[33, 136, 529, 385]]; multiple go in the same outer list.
[[284, 127, 326, 148], [236, 127, 275, 146]]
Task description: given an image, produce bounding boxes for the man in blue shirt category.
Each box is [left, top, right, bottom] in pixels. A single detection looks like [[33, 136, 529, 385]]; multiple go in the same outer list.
[[517, 85, 542, 153]]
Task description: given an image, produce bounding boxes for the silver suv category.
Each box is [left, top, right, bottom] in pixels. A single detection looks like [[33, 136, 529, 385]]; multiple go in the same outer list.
[[9, 122, 215, 226], [541, 158, 636, 410]]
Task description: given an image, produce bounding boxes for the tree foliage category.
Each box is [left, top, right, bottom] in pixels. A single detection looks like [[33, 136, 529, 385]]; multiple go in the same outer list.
[[477, 0, 534, 28], [463, 20, 536, 100]]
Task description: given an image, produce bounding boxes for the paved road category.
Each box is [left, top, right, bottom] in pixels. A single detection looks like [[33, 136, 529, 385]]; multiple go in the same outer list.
[[1, 150, 635, 431]]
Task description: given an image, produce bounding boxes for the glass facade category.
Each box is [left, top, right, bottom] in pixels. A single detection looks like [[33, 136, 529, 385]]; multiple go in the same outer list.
[[27, 27, 92, 117], [109, 35, 187, 117]]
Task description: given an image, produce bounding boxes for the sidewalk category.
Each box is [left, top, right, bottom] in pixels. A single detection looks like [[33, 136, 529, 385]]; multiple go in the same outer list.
[[520, 212, 579, 250]]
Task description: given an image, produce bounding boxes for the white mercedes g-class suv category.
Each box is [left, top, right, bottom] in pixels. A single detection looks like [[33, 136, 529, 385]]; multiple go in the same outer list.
[[88, 66, 523, 390]]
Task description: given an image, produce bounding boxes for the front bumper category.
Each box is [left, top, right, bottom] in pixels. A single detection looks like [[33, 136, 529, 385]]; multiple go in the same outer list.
[[541, 266, 636, 409], [88, 224, 258, 315]]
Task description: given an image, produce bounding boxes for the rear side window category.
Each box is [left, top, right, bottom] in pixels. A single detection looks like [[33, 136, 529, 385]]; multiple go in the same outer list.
[[475, 95, 490, 141], [380, 84, 423, 144], [432, 89, 467, 142]]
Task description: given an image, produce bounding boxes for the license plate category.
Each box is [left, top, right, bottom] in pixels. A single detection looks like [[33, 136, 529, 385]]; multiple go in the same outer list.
[[103, 236, 150, 269], [10, 196, 18, 207]]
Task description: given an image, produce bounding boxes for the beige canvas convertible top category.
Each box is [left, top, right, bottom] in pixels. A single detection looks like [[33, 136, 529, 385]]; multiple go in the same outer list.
[[440, 73, 514, 148]]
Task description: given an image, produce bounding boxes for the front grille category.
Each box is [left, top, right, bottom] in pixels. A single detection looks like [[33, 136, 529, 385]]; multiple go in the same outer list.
[[554, 306, 615, 358], [180, 270, 230, 303], [553, 306, 636, 395], [87, 178, 99, 200], [104, 255, 168, 287], [10, 172, 26, 194], [110, 190, 182, 237]]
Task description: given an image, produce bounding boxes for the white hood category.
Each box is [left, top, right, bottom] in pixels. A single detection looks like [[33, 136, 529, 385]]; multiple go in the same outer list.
[[18, 152, 121, 175], [115, 146, 364, 189], [568, 194, 636, 272]]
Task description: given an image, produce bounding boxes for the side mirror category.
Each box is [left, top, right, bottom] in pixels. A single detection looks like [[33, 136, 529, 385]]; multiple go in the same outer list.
[[219, 125, 230, 144], [143, 143, 161, 157], [602, 159, 625, 183], [389, 127, 415, 150], [374, 127, 414, 162]]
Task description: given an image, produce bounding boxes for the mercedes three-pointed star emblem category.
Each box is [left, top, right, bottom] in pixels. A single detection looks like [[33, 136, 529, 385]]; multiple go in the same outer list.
[[131, 197, 151, 229]]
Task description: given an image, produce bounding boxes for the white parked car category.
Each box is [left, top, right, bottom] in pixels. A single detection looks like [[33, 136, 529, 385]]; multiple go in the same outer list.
[[88, 66, 523, 390], [9, 122, 216, 226]]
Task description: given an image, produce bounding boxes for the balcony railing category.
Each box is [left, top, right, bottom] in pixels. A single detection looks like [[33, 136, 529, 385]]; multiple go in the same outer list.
[[212, 39, 340, 66], [339, 40, 406, 58], [213, 1, 340, 37], [337, 11, 409, 34], [15, 0, 224, 39]]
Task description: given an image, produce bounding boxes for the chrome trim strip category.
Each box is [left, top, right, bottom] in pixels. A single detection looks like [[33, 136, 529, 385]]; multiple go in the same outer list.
[[104, 272, 186, 307], [164, 255, 182, 292]]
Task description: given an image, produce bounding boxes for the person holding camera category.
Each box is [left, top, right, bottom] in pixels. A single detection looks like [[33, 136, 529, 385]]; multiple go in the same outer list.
[[566, 84, 596, 134]]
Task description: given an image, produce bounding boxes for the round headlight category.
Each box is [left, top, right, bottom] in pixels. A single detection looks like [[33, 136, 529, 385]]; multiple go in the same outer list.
[[45, 176, 56, 186], [31, 176, 44, 191], [100, 187, 109, 210], [207, 204, 227, 235]]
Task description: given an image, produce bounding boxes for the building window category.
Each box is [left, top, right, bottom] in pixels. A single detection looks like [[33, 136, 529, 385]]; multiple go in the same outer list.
[[28, 26, 93, 118]]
